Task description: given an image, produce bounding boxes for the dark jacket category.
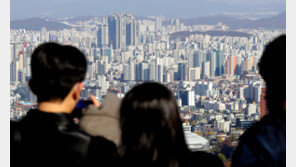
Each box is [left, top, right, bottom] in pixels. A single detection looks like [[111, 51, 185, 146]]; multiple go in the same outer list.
[[119, 151, 224, 167], [188, 151, 224, 167], [11, 109, 118, 167], [231, 113, 286, 167]]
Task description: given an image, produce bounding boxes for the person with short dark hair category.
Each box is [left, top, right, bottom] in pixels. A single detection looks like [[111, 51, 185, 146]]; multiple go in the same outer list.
[[118, 82, 223, 167], [10, 43, 117, 167], [231, 35, 286, 167]]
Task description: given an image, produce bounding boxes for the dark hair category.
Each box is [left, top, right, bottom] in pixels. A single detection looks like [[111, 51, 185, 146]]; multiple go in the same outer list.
[[119, 82, 189, 167], [29, 42, 87, 102], [258, 34, 286, 115]]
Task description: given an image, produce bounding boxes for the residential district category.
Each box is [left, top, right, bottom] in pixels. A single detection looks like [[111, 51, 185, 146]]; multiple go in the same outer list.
[[10, 13, 285, 162]]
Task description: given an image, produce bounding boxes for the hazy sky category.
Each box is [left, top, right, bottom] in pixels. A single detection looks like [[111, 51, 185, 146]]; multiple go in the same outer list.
[[206, 0, 283, 4], [11, 0, 286, 20]]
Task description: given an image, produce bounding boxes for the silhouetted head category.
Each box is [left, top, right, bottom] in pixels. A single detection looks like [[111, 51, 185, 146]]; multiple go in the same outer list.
[[119, 82, 189, 167], [258, 34, 286, 115], [29, 42, 87, 103]]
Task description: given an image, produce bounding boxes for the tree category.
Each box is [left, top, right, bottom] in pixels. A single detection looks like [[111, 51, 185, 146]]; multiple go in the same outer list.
[[225, 161, 231, 167], [191, 120, 197, 125], [231, 134, 237, 141], [222, 138, 232, 147], [195, 130, 201, 136], [235, 127, 241, 131], [209, 130, 214, 135], [212, 145, 221, 154], [220, 138, 235, 159], [217, 136, 224, 144], [218, 153, 226, 163]]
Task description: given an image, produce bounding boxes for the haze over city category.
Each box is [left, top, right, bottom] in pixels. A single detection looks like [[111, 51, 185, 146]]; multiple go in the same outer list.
[[11, 0, 286, 20]]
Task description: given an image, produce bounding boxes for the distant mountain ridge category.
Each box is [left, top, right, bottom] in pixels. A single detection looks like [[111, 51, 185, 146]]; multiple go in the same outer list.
[[10, 11, 285, 31], [10, 18, 72, 31], [177, 11, 285, 30], [62, 16, 99, 24], [170, 30, 252, 40]]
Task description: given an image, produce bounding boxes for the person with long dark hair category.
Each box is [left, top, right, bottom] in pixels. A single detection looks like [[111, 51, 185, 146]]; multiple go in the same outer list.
[[118, 82, 223, 167]]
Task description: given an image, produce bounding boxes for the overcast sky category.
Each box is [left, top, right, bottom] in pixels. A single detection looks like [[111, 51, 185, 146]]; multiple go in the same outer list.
[[11, 0, 286, 20]]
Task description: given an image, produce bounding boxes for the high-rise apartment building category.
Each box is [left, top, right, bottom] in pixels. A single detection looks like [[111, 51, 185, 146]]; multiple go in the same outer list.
[[244, 84, 262, 103], [209, 51, 216, 77], [97, 24, 109, 48], [260, 87, 268, 119], [10, 61, 18, 82], [136, 62, 149, 81], [10, 43, 22, 61], [195, 81, 213, 96], [246, 103, 257, 116], [157, 64, 164, 82], [126, 18, 140, 46], [123, 62, 135, 81], [242, 56, 255, 72], [149, 58, 163, 82], [226, 55, 237, 75], [155, 15, 163, 32], [177, 62, 188, 81], [193, 51, 206, 68], [178, 89, 195, 107], [214, 50, 225, 76], [108, 13, 126, 49], [202, 61, 210, 79], [189, 67, 200, 81], [108, 13, 138, 49]]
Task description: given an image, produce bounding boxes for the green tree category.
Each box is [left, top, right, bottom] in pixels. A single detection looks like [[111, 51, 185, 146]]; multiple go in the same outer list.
[[218, 153, 226, 162], [212, 145, 221, 154]]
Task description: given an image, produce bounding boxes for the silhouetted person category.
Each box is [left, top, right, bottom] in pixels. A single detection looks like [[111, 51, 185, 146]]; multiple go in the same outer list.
[[10, 43, 117, 167], [231, 35, 286, 167], [118, 82, 224, 167]]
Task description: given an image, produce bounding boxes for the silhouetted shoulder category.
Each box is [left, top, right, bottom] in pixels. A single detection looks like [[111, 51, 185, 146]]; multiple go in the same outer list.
[[232, 113, 286, 167], [11, 110, 119, 167], [183, 151, 224, 167], [80, 136, 119, 167]]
